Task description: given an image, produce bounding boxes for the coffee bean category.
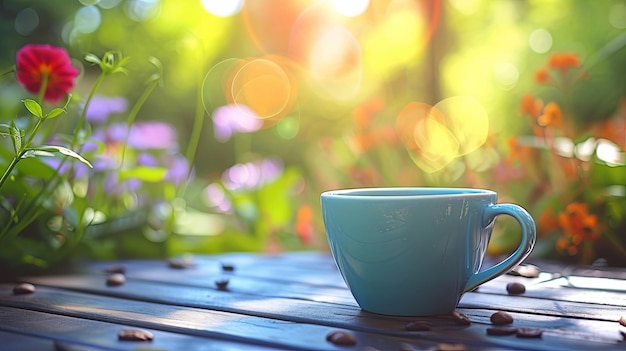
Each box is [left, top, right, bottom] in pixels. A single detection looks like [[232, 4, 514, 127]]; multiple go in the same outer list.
[[490, 311, 514, 325], [620, 330, 626, 340], [405, 321, 431, 331], [451, 311, 471, 325], [508, 264, 540, 278], [619, 315, 626, 327], [106, 273, 125, 287], [221, 263, 235, 272], [104, 265, 125, 274], [326, 330, 357, 346], [168, 258, 193, 269], [215, 279, 229, 290], [506, 282, 526, 295], [516, 328, 542, 338], [13, 283, 35, 295], [486, 327, 518, 336], [435, 342, 466, 351], [118, 329, 154, 341]]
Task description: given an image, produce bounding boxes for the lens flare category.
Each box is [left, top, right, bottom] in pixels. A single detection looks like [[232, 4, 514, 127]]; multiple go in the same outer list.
[[230, 57, 297, 120]]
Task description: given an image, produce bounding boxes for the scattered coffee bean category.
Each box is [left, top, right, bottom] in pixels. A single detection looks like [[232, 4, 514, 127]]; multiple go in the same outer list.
[[508, 264, 540, 278], [516, 328, 542, 338], [12, 283, 35, 295], [106, 273, 126, 287], [215, 278, 229, 290], [104, 265, 126, 274], [405, 321, 431, 331], [221, 263, 235, 272], [326, 330, 357, 346], [486, 327, 518, 336], [118, 329, 154, 341], [490, 311, 514, 325], [167, 258, 191, 269], [451, 311, 471, 326], [435, 342, 466, 351], [506, 282, 526, 295], [619, 315, 626, 327]]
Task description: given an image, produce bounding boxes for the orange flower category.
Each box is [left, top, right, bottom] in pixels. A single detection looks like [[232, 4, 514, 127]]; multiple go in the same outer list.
[[534, 67, 550, 84], [537, 102, 563, 127], [295, 205, 314, 245], [520, 93, 543, 116], [547, 53, 581, 72], [506, 136, 534, 165], [538, 207, 560, 237], [556, 202, 599, 256]]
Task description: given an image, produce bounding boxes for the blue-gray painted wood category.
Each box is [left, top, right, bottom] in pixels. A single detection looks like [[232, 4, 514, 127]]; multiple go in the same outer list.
[[0, 252, 625, 350]]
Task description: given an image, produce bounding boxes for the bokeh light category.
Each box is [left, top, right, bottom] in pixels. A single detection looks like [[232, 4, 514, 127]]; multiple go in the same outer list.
[[230, 57, 296, 120], [396, 97, 488, 173], [124, 0, 160, 22], [201, 0, 244, 17], [332, 0, 369, 17], [14, 8, 39, 36], [74, 6, 101, 34], [529, 29, 553, 54]]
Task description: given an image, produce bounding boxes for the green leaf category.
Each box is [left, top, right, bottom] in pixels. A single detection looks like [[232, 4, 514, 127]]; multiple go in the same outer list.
[[84, 53, 102, 65], [9, 120, 21, 154], [46, 107, 66, 119], [22, 99, 43, 118], [119, 166, 168, 182], [21, 149, 55, 159], [24, 145, 93, 168]]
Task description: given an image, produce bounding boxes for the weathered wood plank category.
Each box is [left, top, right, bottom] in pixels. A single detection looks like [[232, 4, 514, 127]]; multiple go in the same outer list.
[[0, 306, 279, 351], [7, 273, 625, 349], [4, 252, 626, 351], [0, 284, 460, 351]]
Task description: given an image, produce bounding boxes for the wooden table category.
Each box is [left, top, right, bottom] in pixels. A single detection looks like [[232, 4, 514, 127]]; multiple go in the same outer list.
[[1, 251, 626, 350]]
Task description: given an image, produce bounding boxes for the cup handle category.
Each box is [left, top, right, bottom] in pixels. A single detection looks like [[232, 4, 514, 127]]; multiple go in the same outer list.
[[464, 204, 536, 292]]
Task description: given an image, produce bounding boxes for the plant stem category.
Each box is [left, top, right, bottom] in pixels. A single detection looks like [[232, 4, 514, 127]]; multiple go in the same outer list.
[[72, 72, 106, 149], [178, 66, 206, 197], [120, 78, 159, 167], [0, 117, 46, 190]]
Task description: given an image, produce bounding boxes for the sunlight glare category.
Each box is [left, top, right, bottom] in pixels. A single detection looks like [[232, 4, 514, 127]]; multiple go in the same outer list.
[[332, 0, 369, 17], [201, 0, 244, 17]]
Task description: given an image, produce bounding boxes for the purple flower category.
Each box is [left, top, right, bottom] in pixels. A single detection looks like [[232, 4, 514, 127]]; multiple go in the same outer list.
[[164, 154, 191, 185], [213, 104, 263, 142], [93, 121, 179, 151], [127, 121, 179, 150], [84, 95, 128, 123]]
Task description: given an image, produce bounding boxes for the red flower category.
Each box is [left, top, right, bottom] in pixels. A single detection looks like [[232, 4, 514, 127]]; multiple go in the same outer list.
[[16, 44, 79, 103]]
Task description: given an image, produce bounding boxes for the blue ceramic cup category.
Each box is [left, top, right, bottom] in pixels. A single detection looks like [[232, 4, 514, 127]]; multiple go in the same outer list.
[[321, 187, 536, 316]]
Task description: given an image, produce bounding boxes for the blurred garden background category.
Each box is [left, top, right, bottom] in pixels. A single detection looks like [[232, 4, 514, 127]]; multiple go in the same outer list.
[[0, 0, 625, 270]]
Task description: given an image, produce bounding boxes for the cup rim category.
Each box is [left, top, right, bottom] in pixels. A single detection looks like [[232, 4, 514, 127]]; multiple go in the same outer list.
[[321, 187, 496, 199]]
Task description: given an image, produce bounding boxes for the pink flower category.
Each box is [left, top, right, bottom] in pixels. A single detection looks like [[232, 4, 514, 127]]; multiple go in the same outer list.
[[15, 44, 79, 103]]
